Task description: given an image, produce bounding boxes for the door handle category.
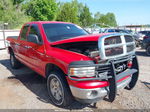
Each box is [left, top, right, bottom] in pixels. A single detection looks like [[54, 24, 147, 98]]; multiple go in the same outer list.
[[24, 46, 32, 49]]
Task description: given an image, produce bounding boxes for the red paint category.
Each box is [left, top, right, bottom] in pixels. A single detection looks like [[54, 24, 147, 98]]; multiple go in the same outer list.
[[66, 77, 109, 89], [127, 60, 133, 68], [67, 75, 130, 89], [143, 36, 150, 40]]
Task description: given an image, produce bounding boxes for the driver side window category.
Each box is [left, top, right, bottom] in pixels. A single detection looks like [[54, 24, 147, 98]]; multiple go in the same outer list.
[[28, 24, 43, 44]]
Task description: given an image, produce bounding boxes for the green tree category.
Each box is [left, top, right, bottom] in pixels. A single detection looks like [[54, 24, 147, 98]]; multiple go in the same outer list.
[[94, 12, 102, 24], [79, 5, 93, 27], [94, 12, 101, 20], [13, 0, 25, 9], [56, 0, 79, 24], [77, 2, 84, 17], [0, 0, 29, 29], [98, 12, 117, 27], [24, 0, 58, 21], [106, 13, 117, 27]]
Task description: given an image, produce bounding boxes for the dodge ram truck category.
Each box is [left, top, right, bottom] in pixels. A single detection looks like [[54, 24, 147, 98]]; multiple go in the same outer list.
[[7, 21, 139, 107]]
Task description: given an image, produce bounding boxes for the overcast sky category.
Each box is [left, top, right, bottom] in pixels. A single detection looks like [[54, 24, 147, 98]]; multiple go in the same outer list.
[[59, 0, 150, 26]]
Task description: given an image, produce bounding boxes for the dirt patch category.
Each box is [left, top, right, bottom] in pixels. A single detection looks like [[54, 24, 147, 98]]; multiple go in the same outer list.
[[0, 86, 24, 108]]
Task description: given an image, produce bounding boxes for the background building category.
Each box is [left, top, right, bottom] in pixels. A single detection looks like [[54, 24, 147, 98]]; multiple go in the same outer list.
[[118, 24, 150, 32]]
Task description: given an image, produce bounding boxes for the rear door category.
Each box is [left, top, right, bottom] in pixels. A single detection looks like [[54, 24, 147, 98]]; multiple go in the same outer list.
[[17, 25, 30, 63]]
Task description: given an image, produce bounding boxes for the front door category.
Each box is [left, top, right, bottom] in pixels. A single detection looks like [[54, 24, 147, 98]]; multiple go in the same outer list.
[[25, 24, 45, 76]]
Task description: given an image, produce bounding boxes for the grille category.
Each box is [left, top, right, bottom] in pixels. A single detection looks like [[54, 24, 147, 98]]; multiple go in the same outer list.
[[105, 46, 123, 56], [104, 36, 122, 45], [95, 65, 111, 79], [96, 65, 111, 74], [99, 34, 135, 60], [127, 44, 135, 52], [96, 55, 131, 78]]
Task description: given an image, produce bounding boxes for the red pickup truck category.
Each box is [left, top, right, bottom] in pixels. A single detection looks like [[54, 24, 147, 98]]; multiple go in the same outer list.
[[7, 21, 139, 107]]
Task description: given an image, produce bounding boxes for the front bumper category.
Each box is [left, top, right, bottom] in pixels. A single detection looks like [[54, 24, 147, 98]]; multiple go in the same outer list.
[[70, 73, 132, 103]]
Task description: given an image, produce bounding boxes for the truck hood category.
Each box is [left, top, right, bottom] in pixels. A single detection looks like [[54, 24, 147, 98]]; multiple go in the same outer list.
[[50, 34, 108, 46]]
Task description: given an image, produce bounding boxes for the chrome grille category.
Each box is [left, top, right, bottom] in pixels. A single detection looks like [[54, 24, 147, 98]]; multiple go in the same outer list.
[[104, 36, 122, 45], [98, 33, 135, 60], [127, 44, 135, 52], [105, 46, 123, 56]]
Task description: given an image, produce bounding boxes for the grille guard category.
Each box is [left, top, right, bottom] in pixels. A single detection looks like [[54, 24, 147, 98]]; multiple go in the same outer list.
[[68, 55, 139, 102]]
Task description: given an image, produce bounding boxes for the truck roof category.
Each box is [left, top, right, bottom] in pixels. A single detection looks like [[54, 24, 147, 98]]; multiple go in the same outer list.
[[25, 21, 72, 25]]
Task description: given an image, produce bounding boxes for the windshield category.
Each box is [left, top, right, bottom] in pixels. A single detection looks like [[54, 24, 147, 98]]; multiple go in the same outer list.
[[43, 23, 88, 42]]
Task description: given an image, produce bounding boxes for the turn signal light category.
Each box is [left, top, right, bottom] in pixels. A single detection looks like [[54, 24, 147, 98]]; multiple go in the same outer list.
[[127, 60, 133, 68]]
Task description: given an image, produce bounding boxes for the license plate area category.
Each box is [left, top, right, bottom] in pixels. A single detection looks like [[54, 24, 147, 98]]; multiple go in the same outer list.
[[114, 61, 128, 74]]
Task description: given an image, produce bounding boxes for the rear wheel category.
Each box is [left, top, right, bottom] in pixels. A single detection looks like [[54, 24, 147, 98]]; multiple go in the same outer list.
[[47, 71, 74, 107], [146, 46, 150, 56], [10, 52, 21, 69]]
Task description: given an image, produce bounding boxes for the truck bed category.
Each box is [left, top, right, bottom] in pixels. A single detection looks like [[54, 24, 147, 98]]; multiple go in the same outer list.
[[7, 36, 19, 46], [7, 36, 18, 40]]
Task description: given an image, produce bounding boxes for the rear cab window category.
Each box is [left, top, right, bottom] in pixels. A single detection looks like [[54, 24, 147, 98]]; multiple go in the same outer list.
[[20, 25, 30, 41]]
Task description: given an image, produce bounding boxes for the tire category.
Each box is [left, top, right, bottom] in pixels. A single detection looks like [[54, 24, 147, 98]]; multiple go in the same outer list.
[[10, 51, 21, 69], [146, 46, 150, 56], [47, 71, 74, 107]]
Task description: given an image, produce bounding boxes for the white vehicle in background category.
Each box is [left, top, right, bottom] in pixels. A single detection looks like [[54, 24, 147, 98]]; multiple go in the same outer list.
[[84, 23, 110, 34]]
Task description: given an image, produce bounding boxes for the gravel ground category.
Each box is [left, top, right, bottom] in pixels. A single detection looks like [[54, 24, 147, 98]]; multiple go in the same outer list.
[[0, 48, 150, 110]]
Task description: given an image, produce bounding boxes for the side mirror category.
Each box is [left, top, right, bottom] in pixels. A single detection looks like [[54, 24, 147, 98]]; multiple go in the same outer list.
[[27, 34, 39, 44]]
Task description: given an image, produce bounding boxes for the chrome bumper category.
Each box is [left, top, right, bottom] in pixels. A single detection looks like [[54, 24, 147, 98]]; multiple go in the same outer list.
[[70, 76, 132, 103]]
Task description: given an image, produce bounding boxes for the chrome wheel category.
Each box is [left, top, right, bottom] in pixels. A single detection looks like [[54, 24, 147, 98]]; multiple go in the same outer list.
[[48, 74, 64, 105], [47, 71, 74, 107], [50, 77, 63, 101]]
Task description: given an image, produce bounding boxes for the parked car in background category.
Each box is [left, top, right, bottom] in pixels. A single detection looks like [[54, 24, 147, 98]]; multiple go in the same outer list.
[[103, 29, 129, 33], [138, 31, 150, 40], [131, 32, 142, 47], [142, 33, 150, 56], [84, 24, 103, 34]]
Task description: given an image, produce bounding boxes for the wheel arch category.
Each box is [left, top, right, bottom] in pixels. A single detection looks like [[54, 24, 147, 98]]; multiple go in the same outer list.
[[8, 47, 13, 54], [45, 63, 67, 79]]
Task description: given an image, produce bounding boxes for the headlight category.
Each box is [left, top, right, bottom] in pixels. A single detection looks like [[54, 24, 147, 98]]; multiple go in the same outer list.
[[69, 67, 95, 77]]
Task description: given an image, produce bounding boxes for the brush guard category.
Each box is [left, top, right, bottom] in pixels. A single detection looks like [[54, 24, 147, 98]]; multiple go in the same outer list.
[[68, 55, 139, 102]]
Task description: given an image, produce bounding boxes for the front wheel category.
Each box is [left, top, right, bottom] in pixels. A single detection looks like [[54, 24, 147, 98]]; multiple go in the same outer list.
[[47, 71, 74, 107], [146, 46, 150, 56]]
